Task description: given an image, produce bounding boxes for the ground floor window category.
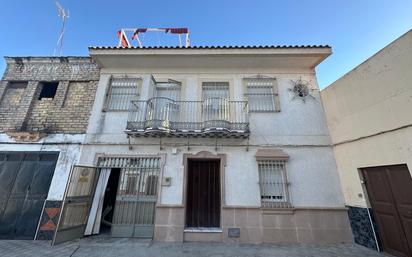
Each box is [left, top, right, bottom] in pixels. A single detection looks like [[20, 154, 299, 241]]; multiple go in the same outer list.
[[257, 160, 291, 208]]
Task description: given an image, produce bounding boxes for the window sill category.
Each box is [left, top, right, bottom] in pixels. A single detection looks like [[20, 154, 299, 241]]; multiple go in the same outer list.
[[103, 109, 129, 112], [249, 110, 279, 113], [261, 207, 295, 215], [184, 228, 222, 233]]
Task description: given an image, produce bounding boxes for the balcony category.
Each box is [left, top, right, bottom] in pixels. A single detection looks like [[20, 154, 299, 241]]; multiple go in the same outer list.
[[126, 97, 249, 138]]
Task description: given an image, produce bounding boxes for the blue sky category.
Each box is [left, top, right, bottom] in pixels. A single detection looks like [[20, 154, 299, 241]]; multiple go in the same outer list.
[[0, 0, 411, 89]]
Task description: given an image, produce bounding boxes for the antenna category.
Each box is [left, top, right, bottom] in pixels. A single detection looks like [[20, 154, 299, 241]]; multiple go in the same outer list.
[[54, 1, 69, 56]]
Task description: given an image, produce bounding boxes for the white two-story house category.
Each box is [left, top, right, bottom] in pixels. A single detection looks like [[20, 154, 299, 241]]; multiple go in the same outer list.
[[52, 45, 352, 245]]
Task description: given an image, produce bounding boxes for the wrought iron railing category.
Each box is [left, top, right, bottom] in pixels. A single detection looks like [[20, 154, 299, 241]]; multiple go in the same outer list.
[[126, 97, 249, 137]]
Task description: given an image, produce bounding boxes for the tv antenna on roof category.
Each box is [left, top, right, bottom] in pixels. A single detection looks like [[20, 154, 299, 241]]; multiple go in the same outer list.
[[54, 0, 69, 56]]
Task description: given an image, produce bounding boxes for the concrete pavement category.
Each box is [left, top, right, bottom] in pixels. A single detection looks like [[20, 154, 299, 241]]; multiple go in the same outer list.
[[0, 237, 385, 257]]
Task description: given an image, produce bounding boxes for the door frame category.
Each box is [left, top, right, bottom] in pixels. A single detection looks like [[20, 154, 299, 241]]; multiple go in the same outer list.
[[182, 151, 226, 229]]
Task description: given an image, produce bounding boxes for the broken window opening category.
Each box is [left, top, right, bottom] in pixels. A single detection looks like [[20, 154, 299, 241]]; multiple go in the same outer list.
[[38, 82, 59, 100]]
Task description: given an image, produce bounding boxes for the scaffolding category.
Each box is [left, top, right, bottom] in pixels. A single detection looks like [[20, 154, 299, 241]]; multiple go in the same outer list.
[[117, 28, 190, 48]]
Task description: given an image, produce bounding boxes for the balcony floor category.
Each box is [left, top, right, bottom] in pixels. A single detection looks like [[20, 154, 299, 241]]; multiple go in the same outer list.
[[125, 127, 249, 139]]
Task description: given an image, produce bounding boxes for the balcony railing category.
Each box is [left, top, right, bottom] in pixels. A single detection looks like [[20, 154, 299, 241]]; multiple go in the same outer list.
[[126, 97, 249, 138]]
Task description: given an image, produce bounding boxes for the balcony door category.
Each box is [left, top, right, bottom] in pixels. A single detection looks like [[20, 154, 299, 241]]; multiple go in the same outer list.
[[202, 82, 230, 130], [148, 81, 181, 130]]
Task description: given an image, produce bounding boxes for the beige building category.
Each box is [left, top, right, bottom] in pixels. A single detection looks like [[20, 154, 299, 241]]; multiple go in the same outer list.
[[321, 29, 412, 257]]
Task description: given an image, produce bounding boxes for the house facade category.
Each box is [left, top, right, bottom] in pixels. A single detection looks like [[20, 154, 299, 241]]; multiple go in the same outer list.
[[68, 45, 353, 244], [321, 29, 412, 257], [0, 57, 100, 240]]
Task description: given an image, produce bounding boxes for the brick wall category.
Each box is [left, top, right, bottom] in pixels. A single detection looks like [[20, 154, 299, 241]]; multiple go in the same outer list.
[[0, 82, 27, 131], [0, 57, 100, 134]]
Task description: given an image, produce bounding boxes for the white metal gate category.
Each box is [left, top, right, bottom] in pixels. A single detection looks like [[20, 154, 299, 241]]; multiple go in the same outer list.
[[97, 157, 160, 238]]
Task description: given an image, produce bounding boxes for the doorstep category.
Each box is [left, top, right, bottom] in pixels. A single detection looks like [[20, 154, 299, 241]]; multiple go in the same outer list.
[[184, 227, 223, 242]]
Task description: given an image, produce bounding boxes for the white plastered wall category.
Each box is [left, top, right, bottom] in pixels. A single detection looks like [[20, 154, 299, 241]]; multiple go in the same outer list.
[[79, 144, 343, 208], [0, 133, 84, 200], [80, 66, 344, 209]]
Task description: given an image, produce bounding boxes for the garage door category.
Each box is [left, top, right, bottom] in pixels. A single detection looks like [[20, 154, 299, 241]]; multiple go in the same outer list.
[[0, 152, 58, 239], [362, 164, 412, 257]]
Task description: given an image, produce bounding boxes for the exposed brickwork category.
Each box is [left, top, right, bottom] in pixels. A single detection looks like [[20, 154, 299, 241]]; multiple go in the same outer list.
[[25, 81, 98, 133], [0, 82, 27, 131], [0, 57, 100, 134]]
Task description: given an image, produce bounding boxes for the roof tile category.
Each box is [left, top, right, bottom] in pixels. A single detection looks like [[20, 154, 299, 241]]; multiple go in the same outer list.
[[89, 45, 331, 50]]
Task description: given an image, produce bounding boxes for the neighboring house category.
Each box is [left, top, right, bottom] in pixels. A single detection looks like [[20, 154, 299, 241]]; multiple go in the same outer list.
[[321, 29, 412, 257], [53, 44, 352, 245], [0, 57, 100, 240]]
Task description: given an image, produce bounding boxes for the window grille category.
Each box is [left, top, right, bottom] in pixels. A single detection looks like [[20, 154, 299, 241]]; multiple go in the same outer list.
[[202, 82, 229, 100], [257, 160, 290, 208], [244, 78, 278, 112], [97, 156, 160, 169], [106, 77, 140, 111]]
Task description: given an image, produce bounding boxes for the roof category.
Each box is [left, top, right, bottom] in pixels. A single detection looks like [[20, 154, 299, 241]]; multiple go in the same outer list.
[[4, 56, 93, 64], [89, 45, 330, 50], [89, 44, 332, 70]]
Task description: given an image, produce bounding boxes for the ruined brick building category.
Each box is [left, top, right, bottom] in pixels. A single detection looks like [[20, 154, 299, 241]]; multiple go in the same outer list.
[[0, 57, 99, 239]]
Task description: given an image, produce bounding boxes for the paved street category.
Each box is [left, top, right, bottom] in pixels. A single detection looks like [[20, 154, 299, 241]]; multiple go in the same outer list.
[[0, 237, 386, 257]]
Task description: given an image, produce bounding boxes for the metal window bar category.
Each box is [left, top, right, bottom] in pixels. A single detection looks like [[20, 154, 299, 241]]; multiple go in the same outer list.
[[202, 82, 229, 100], [245, 79, 276, 112], [257, 160, 291, 208], [106, 78, 140, 111]]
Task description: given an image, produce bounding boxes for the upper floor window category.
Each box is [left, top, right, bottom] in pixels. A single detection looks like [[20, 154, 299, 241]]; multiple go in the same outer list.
[[153, 80, 181, 101], [38, 82, 58, 100], [105, 77, 141, 111], [243, 77, 280, 112], [202, 82, 229, 100]]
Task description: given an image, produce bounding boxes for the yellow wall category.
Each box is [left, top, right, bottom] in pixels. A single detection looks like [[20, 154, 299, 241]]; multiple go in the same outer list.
[[321, 29, 412, 207]]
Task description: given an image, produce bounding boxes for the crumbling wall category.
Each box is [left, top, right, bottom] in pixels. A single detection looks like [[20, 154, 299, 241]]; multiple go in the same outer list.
[[0, 57, 100, 133]]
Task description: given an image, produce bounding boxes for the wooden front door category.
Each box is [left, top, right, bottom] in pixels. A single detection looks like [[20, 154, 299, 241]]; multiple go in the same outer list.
[[186, 159, 220, 228], [362, 164, 412, 257]]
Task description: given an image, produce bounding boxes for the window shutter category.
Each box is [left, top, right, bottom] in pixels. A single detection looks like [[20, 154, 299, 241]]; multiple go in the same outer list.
[[103, 76, 113, 111], [272, 78, 281, 112]]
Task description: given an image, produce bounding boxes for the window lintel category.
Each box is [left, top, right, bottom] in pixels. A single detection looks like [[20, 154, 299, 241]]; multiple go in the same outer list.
[[255, 149, 289, 161]]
